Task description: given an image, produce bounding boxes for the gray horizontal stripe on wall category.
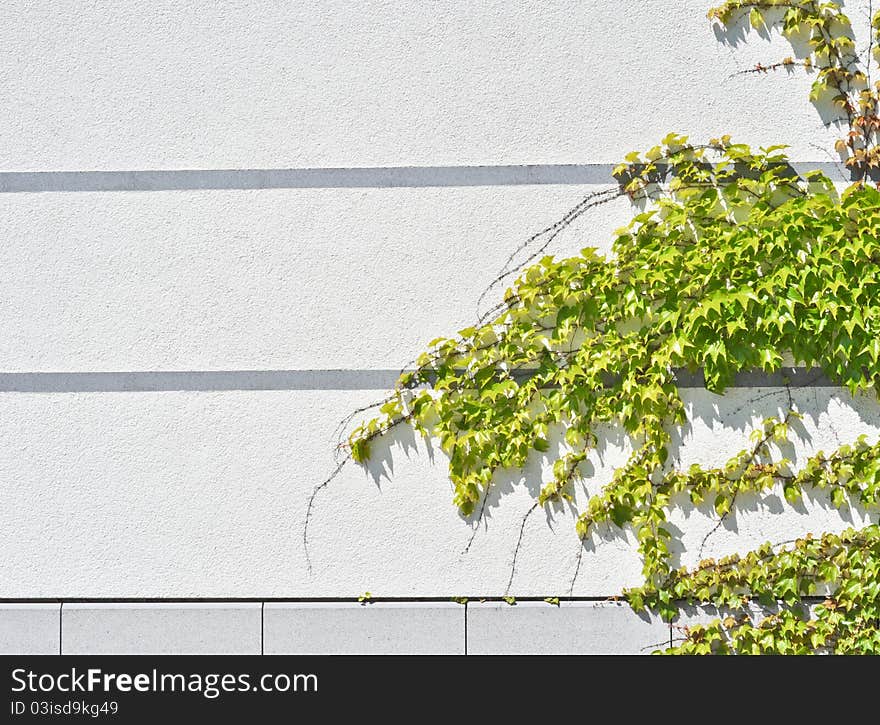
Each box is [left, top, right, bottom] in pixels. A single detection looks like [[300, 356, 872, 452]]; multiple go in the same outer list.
[[0, 162, 848, 192], [0, 368, 833, 392]]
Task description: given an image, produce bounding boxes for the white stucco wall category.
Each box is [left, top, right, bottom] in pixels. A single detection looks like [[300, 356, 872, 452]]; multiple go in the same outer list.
[[1, 0, 876, 604], [0, 0, 869, 168]]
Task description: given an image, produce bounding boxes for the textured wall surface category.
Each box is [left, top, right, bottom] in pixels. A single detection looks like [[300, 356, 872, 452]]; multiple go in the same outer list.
[[1, 0, 876, 635], [0, 0, 871, 169]]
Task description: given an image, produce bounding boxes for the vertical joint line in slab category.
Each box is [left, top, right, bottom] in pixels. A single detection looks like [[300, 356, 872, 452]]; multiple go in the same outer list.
[[260, 602, 265, 656], [59, 602, 63, 655], [464, 602, 468, 656]]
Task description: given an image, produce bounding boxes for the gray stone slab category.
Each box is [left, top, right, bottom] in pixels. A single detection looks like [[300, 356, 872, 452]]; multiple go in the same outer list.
[[264, 602, 465, 654], [0, 604, 60, 654], [466, 601, 670, 655], [62, 603, 261, 654]]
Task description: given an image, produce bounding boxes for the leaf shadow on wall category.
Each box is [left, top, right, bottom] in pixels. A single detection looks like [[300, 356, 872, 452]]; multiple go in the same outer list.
[[711, 4, 856, 134], [356, 383, 880, 583]]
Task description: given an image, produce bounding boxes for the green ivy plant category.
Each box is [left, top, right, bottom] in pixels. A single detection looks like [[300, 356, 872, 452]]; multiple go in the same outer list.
[[309, 1, 880, 654]]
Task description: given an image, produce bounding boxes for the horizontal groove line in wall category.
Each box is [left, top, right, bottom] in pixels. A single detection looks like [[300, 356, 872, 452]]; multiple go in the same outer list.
[[0, 162, 849, 192], [0, 367, 835, 392]]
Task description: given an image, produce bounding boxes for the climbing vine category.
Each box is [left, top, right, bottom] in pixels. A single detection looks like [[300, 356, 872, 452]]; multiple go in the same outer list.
[[309, 1, 880, 653]]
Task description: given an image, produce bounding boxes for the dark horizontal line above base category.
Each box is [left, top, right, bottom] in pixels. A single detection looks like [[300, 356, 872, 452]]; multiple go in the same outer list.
[[0, 596, 830, 603], [0, 367, 835, 392]]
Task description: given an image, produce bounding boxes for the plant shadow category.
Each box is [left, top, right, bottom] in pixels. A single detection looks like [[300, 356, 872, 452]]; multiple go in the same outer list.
[[710, 4, 858, 135], [355, 376, 880, 572], [571, 382, 880, 571]]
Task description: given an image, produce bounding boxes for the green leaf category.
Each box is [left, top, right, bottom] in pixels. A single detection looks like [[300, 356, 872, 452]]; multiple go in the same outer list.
[[714, 495, 731, 517]]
